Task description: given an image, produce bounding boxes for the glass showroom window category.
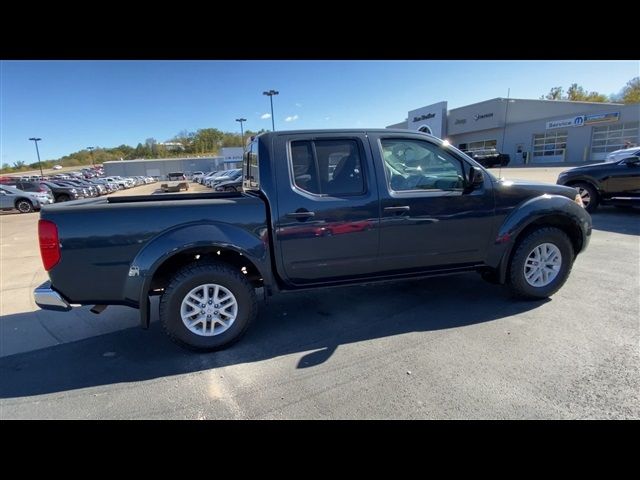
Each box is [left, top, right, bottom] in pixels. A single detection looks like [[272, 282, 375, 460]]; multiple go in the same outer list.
[[590, 121, 639, 160]]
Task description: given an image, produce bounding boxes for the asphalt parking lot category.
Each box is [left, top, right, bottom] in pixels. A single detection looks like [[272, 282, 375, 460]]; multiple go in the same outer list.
[[0, 171, 638, 419]]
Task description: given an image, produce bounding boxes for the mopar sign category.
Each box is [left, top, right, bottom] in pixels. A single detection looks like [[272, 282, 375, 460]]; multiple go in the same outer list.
[[547, 115, 586, 130]]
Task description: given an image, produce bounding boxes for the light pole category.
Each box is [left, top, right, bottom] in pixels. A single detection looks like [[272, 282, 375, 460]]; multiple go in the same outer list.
[[235, 118, 247, 151], [28, 137, 44, 177], [262, 90, 279, 131], [87, 146, 95, 167]]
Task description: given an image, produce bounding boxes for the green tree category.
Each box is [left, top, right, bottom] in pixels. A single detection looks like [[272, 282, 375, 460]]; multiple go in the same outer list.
[[621, 77, 640, 104], [133, 143, 146, 158], [13, 160, 25, 168], [566, 83, 608, 102], [193, 128, 224, 154], [541, 86, 563, 100], [542, 83, 607, 102], [171, 130, 195, 154]]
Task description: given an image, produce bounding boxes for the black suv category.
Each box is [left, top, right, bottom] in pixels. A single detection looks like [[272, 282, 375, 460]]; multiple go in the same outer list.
[[467, 149, 510, 168], [556, 151, 640, 212]]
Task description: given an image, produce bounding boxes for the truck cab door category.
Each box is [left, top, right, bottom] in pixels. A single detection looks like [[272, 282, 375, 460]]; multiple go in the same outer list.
[[368, 132, 496, 272], [272, 132, 380, 285]]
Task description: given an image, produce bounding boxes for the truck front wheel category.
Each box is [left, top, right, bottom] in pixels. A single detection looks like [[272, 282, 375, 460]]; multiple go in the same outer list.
[[508, 227, 574, 299], [159, 262, 257, 351]]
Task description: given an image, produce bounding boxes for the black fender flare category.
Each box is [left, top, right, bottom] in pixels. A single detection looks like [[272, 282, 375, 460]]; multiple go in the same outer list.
[[486, 194, 590, 283], [122, 221, 271, 328]]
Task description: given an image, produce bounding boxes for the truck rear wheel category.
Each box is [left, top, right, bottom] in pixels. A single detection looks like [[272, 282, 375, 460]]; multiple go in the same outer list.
[[159, 262, 257, 351], [508, 227, 574, 299]]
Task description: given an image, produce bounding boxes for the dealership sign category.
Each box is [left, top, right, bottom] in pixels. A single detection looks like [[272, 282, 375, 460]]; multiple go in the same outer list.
[[585, 112, 620, 125], [547, 112, 620, 130], [413, 112, 436, 122], [474, 112, 494, 121], [547, 116, 585, 130], [221, 147, 243, 163]]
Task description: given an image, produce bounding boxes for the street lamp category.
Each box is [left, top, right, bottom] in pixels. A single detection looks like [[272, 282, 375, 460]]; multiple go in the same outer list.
[[235, 118, 247, 151], [28, 137, 44, 177], [87, 146, 95, 167], [262, 90, 279, 131]]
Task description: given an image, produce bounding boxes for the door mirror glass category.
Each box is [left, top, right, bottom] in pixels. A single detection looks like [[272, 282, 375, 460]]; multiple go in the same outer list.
[[469, 166, 484, 188]]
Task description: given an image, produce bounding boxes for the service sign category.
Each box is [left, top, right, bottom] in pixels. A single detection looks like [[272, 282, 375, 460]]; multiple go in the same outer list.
[[546, 116, 585, 130]]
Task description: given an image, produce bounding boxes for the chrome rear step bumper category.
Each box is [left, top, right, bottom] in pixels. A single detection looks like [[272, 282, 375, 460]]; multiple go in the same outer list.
[[34, 282, 71, 311]]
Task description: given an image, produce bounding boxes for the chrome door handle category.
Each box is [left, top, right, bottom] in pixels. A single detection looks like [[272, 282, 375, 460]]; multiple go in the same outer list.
[[286, 211, 316, 219], [384, 206, 410, 212]]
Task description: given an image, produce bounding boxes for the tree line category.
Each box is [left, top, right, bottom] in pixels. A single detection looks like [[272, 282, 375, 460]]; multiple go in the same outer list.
[[541, 77, 639, 103], [2, 128, 266, 174]]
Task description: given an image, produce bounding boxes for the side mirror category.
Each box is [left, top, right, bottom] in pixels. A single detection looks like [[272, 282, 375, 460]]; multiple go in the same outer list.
[[622, 156, 640, 166], [468, 166, 484, 189]]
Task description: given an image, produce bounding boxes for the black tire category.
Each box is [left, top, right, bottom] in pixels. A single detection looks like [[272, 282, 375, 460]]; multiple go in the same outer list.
[[508, 227, 574, 299], [225, 186, 237, 192], [159, 261, 257, 351], [15, 199, 34, 213], [56, 194, 70, 202], [572, 182, 599, 213]]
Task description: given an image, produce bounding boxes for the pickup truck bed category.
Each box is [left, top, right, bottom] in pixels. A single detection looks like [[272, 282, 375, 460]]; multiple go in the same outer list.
[[41, 191, 268, 304]]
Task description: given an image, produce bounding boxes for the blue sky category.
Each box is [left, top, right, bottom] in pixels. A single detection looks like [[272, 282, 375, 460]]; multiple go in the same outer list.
[[1, 60, 638, 166]]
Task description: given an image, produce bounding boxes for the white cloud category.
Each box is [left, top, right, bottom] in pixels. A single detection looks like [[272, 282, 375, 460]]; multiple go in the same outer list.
[[285, 115, 299, 122], [324, 116, 331, 121], [295, 103, 302, 107], [260, 113, 271, 119]]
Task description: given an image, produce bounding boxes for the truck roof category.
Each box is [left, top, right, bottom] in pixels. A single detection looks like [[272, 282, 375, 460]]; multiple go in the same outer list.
[[256, 128, 424, 137]]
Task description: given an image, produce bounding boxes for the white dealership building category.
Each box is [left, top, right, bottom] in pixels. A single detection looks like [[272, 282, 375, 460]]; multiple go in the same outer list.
[[387, 99, 639, 165]]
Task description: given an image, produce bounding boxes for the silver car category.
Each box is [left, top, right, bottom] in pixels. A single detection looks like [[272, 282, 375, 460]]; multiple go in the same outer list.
[[0, 185, 51, 213]]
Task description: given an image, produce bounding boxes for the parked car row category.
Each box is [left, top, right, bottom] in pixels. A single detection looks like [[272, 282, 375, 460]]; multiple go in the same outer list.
[[193, 169, 243, 192], [1, 174, 157, 213]]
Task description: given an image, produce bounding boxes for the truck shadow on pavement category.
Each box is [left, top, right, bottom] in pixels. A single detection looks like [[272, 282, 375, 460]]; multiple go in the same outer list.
[[0, 273, 548, 399]]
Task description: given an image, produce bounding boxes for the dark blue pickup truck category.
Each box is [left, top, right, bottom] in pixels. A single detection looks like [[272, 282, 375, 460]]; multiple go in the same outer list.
[[34, 130, 592, 351]]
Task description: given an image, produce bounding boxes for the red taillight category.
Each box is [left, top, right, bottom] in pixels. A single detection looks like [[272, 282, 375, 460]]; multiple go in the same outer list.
[[38, 219, 60, 271]]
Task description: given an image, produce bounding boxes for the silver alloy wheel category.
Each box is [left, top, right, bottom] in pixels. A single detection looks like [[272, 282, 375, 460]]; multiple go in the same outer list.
[[180, 283, 238, 336], [17, 200, 32, 213], [577, 187, 591, 207], [524, 242, 562, 287]]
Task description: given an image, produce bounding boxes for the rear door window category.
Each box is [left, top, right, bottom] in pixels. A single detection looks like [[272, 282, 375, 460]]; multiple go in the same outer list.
[[290, 139, 365, 196]]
